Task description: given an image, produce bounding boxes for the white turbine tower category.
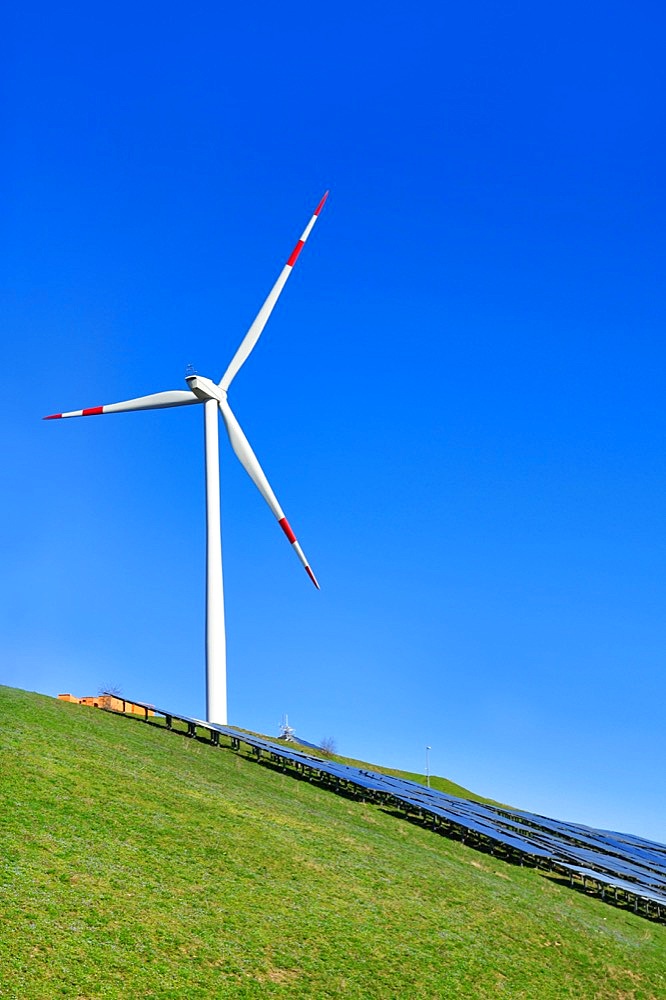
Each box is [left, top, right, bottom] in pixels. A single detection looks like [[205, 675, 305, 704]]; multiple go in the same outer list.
[[45, 192, 328, 725]]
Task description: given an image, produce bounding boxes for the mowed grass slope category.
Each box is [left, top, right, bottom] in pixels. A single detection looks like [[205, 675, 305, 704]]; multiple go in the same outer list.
[[1, 687, 665, 1000]]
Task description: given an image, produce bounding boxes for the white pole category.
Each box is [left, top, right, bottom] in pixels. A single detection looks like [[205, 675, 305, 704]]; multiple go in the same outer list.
[[426, 745, 431, 788], [204, 399, 227, 724]]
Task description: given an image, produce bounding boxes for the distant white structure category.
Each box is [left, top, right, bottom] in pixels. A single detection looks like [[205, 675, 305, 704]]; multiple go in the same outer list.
[[279, 714, 296, 742]]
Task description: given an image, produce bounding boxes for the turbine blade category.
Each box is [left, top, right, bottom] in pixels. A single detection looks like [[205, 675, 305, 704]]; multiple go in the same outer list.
[[218, 398, 319, 588], [44, 389, 200, 420], [219, 191, 329, 392]]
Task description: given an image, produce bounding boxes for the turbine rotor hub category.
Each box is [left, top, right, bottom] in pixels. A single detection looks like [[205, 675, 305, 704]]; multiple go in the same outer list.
[[185, 374, 226, 403]]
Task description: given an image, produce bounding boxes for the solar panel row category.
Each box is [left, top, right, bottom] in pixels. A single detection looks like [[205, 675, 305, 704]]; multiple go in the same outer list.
[[111, 698, 666, 921]]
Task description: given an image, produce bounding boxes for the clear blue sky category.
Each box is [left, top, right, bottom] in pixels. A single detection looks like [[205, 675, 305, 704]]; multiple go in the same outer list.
[[3, 1, 666, 840]]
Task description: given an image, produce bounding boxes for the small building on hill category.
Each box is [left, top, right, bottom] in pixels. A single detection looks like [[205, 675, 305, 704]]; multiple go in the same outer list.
[[58, 693, 154, 716]]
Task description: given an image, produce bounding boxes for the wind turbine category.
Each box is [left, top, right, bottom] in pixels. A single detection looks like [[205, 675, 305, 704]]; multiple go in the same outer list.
[[45, 192, 328, 725]]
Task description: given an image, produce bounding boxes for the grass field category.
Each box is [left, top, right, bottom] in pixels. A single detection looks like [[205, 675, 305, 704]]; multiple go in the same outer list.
[[2, 685, 665, 999]]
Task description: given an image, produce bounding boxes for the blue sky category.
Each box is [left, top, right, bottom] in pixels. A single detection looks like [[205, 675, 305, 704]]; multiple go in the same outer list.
[[3, 1, 666, 840]]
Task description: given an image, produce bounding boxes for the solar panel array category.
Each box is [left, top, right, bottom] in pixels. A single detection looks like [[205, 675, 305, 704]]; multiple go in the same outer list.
[[111, 696, 666, 922]]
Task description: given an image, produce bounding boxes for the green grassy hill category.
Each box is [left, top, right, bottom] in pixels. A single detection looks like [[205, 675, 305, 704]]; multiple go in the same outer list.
[[2, 686, 665, 999]]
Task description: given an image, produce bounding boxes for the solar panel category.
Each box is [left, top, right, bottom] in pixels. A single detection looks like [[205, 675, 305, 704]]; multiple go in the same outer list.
[[556, 864, 666, 908], [104, 697, 666, 920]]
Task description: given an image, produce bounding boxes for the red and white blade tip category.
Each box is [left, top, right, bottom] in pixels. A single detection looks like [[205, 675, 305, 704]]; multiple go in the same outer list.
[[314, 191, 329, 216], [279, 516, 320, 589], [43, 407, 103, 419], [285, 192, 330, 269]]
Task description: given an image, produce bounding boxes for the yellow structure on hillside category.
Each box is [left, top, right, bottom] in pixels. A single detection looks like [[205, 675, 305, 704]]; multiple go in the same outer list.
[[58, 693, 154, 716]]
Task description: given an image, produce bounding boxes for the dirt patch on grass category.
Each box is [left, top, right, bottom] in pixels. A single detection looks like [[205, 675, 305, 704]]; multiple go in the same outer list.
[[256, 965, 300, 985]]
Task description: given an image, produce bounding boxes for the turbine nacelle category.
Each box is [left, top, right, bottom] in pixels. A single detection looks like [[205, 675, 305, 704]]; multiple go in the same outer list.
[[185, 374, 227, 404]]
